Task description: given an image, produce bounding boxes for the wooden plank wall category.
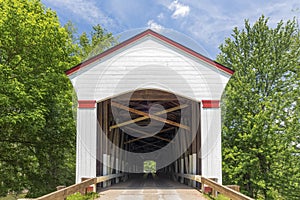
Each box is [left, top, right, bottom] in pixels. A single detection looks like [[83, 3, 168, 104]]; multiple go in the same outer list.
[[97, 100, 128, 188], [163, 101, 201, 184]]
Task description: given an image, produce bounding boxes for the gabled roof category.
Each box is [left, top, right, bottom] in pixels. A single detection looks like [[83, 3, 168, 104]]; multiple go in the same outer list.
[[65, 29, 234, 76]]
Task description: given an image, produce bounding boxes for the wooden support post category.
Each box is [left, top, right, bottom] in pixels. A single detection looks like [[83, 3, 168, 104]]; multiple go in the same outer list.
[[189, 154, 193, 186], [212, 178, 218, 197], [120, 129, 125, 173], [191, 102, 198, 187], [175, 160, 178, 179], [201, 181, 205, 193], [116, 158, 119, 183], [107, 155, 111, 186], [115, 128, 120, 183], [194, 102, 201, 188], [102, 154, 108, 188], [183, 118, 189, 185], [192, 153, 197, 187], [122, 160, 125, 181], [98, 102, 102, 187], [103, 100, 109, 188], [96, 101, 103, 193], [93, 183, 97, 193], [174, 127, 180, 182], [180, 158, 184, 183], [107, 102, 113, 187], [184, 154, 189, 184]]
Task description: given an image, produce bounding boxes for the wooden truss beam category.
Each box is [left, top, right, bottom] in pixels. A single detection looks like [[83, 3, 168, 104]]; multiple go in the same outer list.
[[136, 140, 162, 149], [124, 126, 175, 144], [110, 102, 190, 130], [134, 140, 164, 151], [110, 103, 187, 130]]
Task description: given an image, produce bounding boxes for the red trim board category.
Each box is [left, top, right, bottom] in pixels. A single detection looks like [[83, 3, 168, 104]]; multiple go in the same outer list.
[[78, 100, 96, 108], [202, 100, 220, 108]]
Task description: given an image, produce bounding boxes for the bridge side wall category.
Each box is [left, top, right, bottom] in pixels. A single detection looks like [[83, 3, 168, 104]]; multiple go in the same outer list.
[[201, 107, 222, 184], [76, 106, 97, 183]]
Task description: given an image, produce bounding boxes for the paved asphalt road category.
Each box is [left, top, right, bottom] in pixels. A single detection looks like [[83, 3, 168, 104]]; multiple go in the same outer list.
[[97, 174, 207, 200]]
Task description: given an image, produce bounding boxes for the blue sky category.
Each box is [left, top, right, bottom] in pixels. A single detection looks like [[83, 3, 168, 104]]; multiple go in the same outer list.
[[41, 0, 299, 58]]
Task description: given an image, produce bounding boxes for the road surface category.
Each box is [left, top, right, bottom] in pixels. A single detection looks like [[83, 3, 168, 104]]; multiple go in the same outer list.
[[97, 174, 207, 200]]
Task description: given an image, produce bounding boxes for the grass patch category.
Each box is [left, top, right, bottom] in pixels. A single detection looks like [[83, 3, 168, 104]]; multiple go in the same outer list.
[[66, 192, 99, 200]]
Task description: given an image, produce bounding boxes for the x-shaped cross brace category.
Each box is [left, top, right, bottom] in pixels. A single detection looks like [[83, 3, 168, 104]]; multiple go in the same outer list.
[[110, 101, 190, 131]]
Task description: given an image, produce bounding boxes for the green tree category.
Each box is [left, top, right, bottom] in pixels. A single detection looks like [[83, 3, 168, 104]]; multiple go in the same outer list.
[[144, 160, 156, 173], [217, 16, 300, 199], [0, 0, 117, 197], [78, 24, 117, 60], [63, 21, 117, 61], [0, 0, 78, 197]]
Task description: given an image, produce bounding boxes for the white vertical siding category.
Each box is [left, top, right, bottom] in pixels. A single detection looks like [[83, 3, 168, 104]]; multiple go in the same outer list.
[[201, 108, 222, 184], [76, 108, 97, 183]]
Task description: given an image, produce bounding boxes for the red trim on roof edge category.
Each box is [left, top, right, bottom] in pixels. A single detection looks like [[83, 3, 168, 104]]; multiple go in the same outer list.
[[202, 100, 220, 108], [78, 100, 96, 108], [65, 29, 234, 76]]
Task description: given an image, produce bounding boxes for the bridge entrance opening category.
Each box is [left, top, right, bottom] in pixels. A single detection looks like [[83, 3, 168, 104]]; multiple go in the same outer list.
[[96, 89, 201, 179]]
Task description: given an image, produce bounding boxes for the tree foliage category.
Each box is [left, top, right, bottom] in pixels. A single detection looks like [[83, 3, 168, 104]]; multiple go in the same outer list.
[[0, 0, 74, 197], [144, 160, 156, 173], [0, 0, 116, 197], [64, 22, 117, 61], [217, 16, 300, 199], [80, 25, 117, 60]]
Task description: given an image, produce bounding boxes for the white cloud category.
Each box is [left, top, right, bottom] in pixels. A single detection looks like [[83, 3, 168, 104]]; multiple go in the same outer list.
[[43, 0, 300, 57], [183, 0, 300, 57], [168, 0, 190, 18], [147, 20, 164, 31], [43, 0, 115, 27], [255, 1, 299, 26], [157, 13, 165, 20]]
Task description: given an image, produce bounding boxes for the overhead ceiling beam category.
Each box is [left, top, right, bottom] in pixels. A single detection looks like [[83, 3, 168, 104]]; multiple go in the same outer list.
[[135, 140, 163, 149], [123, 126, 173, 144], [134, 140, 164, 151], [110, 102, 190, 130], [113, 89, 184, 101]]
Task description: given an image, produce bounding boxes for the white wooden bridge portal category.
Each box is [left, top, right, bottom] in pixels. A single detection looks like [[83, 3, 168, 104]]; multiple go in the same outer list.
[[51, 29, 247, 199]]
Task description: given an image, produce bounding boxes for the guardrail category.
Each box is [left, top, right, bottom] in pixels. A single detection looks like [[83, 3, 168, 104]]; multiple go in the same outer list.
[[36, 173, 126, 200], [174, 173, 253, 200]]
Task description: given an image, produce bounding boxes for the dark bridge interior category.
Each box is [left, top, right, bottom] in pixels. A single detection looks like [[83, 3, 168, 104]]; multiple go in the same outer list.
[[111, 90, 189, 153], [96, 89, 201, 178]]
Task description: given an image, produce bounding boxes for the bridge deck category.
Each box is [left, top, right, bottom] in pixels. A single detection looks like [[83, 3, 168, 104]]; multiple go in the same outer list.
[[97, 174, 207, 200]]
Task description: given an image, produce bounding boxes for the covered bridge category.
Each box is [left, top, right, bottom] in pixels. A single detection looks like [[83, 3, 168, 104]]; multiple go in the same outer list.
[[65, 29, 234, 186]]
